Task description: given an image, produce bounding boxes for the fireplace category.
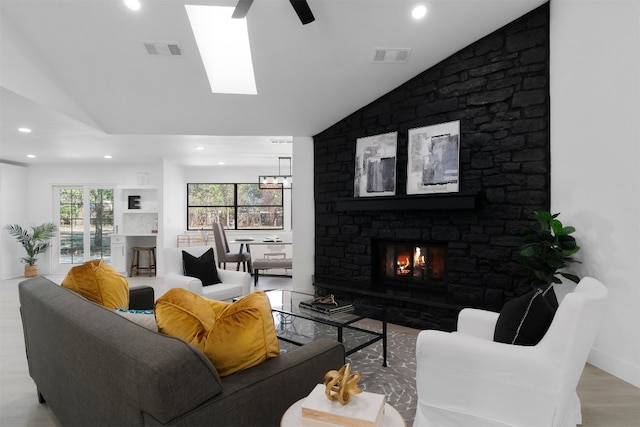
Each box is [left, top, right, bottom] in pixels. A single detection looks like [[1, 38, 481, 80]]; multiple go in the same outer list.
[[373, 239, 447, 290]]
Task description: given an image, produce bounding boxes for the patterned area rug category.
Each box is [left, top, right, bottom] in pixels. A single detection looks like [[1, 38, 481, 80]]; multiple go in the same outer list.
[[280, 327, 418, 426], [346, 330, 417, 426]]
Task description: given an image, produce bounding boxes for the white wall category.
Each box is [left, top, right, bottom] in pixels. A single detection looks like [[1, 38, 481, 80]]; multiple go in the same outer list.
[[161, 159, 185, 243], [550, 0, 640, 387], [291, 137, 315, 293], [5, 160, 301, 277], [159, 159, 185, 275], [0, 163, 28, 279], [23, 162, 161, 275], [182, 164, 293, 233], [179, 163, 294, 259]]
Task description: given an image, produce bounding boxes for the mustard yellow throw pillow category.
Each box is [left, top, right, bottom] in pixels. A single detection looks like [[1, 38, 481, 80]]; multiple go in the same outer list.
[[155, 289, 279, 377], [61, 259, 129, 310], [154, 287, 217, 344]]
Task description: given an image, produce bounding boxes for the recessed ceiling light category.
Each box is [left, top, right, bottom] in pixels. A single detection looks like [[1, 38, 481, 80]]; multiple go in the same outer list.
[[196, 146, 205, 151], [412, 5, 427, 20], [104, 155, 113, 159], [18, 127, 32, 133], [26, 154, 36, 158], [218, 161, 225, 165], [124, 0, 141, 11]]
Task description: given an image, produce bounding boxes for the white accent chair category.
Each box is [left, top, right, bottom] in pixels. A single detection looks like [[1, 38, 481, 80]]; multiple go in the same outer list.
[[413, 277, 608, 427], [163, 246, 251, 301]]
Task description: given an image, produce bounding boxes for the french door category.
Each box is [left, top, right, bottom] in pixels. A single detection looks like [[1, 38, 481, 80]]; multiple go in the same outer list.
[[52, 186, 114, 274]]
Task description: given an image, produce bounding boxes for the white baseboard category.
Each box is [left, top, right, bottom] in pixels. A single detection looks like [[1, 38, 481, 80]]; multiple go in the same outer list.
[[588, 346, 640, 388]]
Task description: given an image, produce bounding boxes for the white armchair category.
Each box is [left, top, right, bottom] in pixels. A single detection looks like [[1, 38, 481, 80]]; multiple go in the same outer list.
[[163, 246, 251, 301], [413, 277, 608, 427]]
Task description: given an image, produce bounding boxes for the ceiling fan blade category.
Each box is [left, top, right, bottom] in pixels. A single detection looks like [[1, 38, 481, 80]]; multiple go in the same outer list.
[[232, 0, 254, 19], [289, 0, 315, 25]]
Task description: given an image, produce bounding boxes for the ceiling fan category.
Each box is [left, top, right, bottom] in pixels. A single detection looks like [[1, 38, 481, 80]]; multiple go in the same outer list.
[[232, 0, 315, 25]]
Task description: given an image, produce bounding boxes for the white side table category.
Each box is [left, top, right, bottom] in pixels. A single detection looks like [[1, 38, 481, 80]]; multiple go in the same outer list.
[[281, 397, 406, 427]]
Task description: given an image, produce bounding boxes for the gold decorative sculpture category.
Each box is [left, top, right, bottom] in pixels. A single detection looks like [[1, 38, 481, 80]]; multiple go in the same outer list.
[[312, 294, 338, 306], [323, 363, 363, 405]]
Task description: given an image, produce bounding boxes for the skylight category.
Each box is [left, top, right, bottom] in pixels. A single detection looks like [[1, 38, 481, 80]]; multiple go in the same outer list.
[[185, 5, 257, 95]]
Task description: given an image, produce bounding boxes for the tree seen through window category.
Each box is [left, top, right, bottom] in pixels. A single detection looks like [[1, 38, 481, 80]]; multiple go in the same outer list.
[[187, 183, 283, 230]]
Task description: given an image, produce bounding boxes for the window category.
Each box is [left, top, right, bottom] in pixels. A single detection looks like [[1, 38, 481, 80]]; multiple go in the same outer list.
[[187, 183, 283, 230]]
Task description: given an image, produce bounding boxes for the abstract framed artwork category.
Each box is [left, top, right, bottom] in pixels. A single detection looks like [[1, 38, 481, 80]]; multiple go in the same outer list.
[[354, 132, 397, 197], [407, 121, 460, 194]]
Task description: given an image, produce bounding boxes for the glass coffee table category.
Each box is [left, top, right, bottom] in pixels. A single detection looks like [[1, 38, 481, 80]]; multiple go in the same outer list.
[[265, 290, 387, 366]]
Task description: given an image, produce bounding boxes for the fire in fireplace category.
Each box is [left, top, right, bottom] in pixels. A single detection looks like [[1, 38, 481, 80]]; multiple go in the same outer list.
[[374, 240, 447, 288]]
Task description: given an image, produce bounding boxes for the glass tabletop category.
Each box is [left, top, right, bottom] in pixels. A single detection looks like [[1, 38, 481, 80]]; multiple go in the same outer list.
[[265, 289, 387, 364], [265, 289, 371, 326]]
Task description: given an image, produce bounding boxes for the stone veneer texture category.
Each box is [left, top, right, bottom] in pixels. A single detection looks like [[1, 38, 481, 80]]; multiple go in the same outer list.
[[313, 3, 550, 330]]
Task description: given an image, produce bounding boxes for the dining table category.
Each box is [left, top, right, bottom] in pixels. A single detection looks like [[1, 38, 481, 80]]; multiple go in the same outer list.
[[228, 237, 292, 272]]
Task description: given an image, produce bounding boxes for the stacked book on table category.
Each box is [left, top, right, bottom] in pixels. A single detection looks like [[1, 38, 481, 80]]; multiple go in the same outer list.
[[301, 384, 385, 427], [299, 298, 353, 315]]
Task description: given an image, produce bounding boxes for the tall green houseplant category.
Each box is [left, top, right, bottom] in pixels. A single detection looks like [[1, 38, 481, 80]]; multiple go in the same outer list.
[[519, 211, 581, 289], [5, 223, 57, 277]]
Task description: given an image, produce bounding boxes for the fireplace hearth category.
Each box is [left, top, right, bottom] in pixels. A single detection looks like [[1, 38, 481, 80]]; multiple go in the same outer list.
[[373, 239, 447, 291]]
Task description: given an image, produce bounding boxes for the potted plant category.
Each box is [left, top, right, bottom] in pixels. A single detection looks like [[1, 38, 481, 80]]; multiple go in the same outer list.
[[5, 223, 57, 277], [518, 211, 581, 290]]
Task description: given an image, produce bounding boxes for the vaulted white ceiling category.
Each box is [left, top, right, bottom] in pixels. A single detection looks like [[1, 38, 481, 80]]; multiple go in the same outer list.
[[0, 0, 546, 166]]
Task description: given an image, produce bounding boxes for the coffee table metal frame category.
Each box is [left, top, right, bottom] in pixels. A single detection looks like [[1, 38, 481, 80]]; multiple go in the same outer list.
[[266, 290, 387, 367]]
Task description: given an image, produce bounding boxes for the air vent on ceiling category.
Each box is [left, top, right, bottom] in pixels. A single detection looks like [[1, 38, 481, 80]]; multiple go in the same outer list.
[[143, 41, 183, 56], [269, 139, 293, 144], [373, 48, 411, 64]]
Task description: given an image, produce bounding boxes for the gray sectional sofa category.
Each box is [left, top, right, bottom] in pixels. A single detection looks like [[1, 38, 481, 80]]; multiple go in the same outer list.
[[18, 276, 345, 426]]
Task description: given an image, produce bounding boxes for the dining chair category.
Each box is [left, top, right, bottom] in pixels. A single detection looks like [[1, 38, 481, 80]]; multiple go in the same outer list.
[[212, 222, 251, 271]]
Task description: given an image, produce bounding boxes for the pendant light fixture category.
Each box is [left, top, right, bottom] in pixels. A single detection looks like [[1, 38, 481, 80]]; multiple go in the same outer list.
[[259, 157, 293, 189]]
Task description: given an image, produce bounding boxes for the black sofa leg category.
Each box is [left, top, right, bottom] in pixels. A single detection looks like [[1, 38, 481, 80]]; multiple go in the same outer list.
[[37, 391, 46, 404], [254, 269, 259, 286]]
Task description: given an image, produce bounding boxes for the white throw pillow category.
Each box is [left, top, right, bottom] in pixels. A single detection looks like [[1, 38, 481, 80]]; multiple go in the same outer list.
[[114, 308, 158, 332]]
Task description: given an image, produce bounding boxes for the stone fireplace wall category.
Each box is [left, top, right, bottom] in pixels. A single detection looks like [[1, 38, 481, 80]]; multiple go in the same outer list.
[[313, 4, 550, 330]]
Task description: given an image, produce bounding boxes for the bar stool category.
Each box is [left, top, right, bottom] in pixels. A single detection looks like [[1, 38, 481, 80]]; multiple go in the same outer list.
[[129, 246, 156, 277]]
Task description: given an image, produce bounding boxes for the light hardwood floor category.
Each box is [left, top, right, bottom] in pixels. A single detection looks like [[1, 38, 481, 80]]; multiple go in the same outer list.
[[1, 275, 638, 426]]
